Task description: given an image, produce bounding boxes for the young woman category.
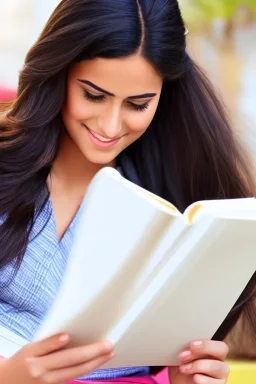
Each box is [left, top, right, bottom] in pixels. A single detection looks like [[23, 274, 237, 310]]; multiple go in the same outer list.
[[0, 0, 255, 383]]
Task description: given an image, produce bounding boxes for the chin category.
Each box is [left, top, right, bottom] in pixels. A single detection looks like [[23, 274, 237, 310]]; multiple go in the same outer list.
[[83, 150, 117, 167]]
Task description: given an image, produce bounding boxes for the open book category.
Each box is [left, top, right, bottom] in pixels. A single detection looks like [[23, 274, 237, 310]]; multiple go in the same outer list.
[[1, 167, 255, 366]]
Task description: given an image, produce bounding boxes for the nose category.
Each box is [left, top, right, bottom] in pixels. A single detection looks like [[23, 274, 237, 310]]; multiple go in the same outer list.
[[97, 103, 122, 139]]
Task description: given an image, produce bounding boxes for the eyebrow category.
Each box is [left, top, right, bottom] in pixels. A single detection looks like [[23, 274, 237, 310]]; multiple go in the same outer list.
[[77, 79, 157, 99]]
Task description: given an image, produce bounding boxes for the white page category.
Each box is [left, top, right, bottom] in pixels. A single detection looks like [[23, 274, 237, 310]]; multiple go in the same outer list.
[[186, 198, 256, 222], [35, 168, 184, 342], [102, 213, 256, 367]]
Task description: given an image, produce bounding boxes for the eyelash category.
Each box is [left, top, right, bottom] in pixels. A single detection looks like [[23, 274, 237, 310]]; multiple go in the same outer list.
[[83, 90, 105, 102], [83, 90, 149, 112]]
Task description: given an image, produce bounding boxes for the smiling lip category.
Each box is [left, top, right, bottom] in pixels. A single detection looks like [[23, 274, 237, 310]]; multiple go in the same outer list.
[[83, 124, 121, 148]]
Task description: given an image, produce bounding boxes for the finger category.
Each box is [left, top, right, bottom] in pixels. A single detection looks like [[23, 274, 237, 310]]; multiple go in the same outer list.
[[179, 359, 230, 380], [190, 340, 229, 360], [23, 334, 70, 357], [193, 374, 227, 384], [41, 340, 113, 370], [179, 341, 229, 363], [42, 352, 115, 383]]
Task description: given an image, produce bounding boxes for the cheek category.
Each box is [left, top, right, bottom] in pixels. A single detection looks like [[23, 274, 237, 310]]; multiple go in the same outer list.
[[64, 90, 93, 122], [126, 108, 158, 135]]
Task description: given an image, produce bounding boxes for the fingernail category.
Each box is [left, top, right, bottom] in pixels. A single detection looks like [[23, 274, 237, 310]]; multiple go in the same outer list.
[[179, 350, 192, 361], [180, 363, 192, 373], [59, 334, 69, 342], [103, 340, 113, 350], [192, 341, 203, 348], [109, 351, 116, 358]]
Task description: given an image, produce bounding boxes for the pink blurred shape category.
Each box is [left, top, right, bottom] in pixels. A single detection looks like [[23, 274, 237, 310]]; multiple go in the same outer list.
[[0, 86, 17, 102]]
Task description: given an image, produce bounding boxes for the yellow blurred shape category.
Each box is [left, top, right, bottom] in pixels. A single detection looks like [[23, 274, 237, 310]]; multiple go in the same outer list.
[[228, 360, 256, 384]]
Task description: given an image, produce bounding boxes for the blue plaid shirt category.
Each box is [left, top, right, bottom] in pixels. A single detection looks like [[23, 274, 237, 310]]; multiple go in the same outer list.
[[0, 181, 150, 380]]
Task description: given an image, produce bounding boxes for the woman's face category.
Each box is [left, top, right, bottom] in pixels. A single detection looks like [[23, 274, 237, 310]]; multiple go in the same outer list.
[[62, 54, 163, 165]]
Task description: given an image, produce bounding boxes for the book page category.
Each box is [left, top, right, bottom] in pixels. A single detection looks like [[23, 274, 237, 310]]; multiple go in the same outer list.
[[185, 198, 256, 223], [138, 188, 180, 215], [102, 212, 256, 367], [35, 168, 186, 343]]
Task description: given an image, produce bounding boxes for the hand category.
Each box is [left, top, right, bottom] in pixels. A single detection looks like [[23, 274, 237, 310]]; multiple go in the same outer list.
[[0, 333, 114, 384], [168, 340, 230, 384]]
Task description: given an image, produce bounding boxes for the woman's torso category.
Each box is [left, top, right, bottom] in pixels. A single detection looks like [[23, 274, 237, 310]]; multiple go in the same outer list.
[[0, 183, 150, 380]]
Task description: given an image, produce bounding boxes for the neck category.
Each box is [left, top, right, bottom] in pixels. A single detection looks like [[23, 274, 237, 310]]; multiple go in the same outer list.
[[50, 131, 115, 193]]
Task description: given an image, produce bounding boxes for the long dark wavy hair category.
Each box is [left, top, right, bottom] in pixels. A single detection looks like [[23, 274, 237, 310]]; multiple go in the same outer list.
[[0, 0, 255, 358]]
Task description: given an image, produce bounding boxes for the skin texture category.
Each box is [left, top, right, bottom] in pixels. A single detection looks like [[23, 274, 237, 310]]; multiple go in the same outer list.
[[0, 333, 115, 383], [50, 54, 162, 240], [169, 340, 230, 384], [0, 55, 230, 384], [62, 55, 163, 166]]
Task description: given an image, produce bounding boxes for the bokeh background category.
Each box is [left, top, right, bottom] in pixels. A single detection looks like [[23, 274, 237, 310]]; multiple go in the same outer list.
[[0, 0, 255, 152]]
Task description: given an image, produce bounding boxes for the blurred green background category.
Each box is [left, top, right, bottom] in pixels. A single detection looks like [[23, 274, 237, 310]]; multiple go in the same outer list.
[[0, 0, 256, 156], [180, 0, 256, 156]]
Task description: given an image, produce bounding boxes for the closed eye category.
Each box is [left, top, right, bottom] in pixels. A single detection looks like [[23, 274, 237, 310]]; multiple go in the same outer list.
[[83, 90, 105, 102], [128, 101, 149, 112], [83, 89, 150, 112]]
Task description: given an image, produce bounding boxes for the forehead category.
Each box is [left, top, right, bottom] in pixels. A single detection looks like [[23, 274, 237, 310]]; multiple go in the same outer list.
[[68, 55, 163, 97]]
